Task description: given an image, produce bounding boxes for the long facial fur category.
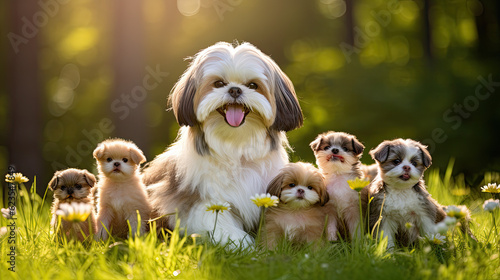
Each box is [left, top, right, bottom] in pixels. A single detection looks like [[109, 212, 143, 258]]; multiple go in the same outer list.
[[48, 168, 97, 239], [144, 42, 303, 247]]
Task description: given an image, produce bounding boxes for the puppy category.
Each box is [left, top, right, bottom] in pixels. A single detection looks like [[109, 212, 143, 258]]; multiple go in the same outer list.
[[361, 139, 446, 248], [48, 168, 97, 240], [142, 42, 303, 247], [310, 131, 365, 241], [94, 139, 151, 240], [265, 162, 329, 248]]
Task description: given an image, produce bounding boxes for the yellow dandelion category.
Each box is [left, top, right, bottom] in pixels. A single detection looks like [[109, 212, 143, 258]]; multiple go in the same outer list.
[[347, 178, 370, 192], [250, 193, 279, 208], [481, 183, 500, 193], [55, 202, 92, 223], [5, 173, 29, 184], [206, 202, 231, 213]]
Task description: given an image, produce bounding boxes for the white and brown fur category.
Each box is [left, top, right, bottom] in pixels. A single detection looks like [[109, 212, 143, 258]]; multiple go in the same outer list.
[[264, 162, 329, 249], [310, 131, 365, 241], [143, 42, 303, 247], [361, 139, 446, 248], [49, 168, 97, 241], [94, 139, 151, 240]]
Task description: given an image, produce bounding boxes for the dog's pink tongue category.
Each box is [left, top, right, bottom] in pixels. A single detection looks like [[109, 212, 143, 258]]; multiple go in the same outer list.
[[226, 104, 245, 127]]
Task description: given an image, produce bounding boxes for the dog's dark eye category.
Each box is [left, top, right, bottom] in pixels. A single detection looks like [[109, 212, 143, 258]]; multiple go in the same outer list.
[[214, 81, 226, 88], [106, 158, 112, 162], [123, 158, 128, 163], [323, 146, 331, 151], [75, 184, 82, 190], [61, 186, 66, 191], [411, 160, 418, 167], [289, 183, 296, 188], [307, 186, 313, 190], [247, 82, 258, 90], [342, 147, 349, 152], [393, 159, 401, 165]]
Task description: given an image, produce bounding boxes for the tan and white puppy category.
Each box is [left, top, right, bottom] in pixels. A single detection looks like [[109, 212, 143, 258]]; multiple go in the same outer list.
[[361, 139, 446, 248], [49, 168, 97, 240], [143, 42, 303, 247], [265, 162, 329, 249], [94, 139, 151, 240], [310, 131, 365, 241]]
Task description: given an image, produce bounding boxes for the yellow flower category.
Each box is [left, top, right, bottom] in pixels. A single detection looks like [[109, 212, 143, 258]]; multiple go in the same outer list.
[[206, 202, 231, 213], [405, 222, 414, 229], [5, 173, 29, 184], [427, 233, 446, 245], [481, 183, 500, 193], [445, 205, 467, 220], [347, 178, 370, 192], [251, 193, 279, 208], [55, 202, 92, 223]]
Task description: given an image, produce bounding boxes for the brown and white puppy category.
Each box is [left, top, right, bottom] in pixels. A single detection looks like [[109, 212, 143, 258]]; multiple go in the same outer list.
[[49, 168, 97, 240], [361, 139, 446, 248], [143, 42, 303, 248], [265, 162, 329, 248], [310, 131, 365, 241], [94, 139, 151, 240]]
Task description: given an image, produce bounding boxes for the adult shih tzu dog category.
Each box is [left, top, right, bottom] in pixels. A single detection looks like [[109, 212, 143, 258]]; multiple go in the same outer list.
[[361, 139, 446, 248], [310, 131, 365, 241], [264, 162, 329, 249], [143, 42, 303, 247]]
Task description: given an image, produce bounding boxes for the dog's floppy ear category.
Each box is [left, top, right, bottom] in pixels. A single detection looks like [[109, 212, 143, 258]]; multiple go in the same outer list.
[[48, 171, 61, 191], [370, 142, 392, 163], [309, 135, 323, 152], [270, 72, 303, 132], [129, 147, 147, 165], [416, 142, 432, 168], [93, 143, 106, 160], [82, 170, 97, 188], [318, 181, 329, 206], [266, 172, 285, 199], [169, 72, 198, 127], [351, 137, 365, 156]]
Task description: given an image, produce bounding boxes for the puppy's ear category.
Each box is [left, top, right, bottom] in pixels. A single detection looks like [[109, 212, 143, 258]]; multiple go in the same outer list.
[[270, 72, 303, 132], [93, 144, 106, 160], [48, 171, 61, 191], [169, 72, 198, 127], [82, 170, 96, 188], [318, 182, 329, 206], [351, 137, 365, 156], [370, 142, 391, 163], [417, 143, 432, 168], [309, 136, 323, 152], [266, 172, 285, 199], [130, 147, 147, 165]]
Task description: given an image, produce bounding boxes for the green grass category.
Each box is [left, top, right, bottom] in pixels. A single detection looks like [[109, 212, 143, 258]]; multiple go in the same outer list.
[[1, 164, 499, 280]]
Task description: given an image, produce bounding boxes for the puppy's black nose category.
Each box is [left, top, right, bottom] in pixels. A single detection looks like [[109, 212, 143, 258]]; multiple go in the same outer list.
[[67, 188, 74, 195], [403, 165, 411, 172], [297, 189, 305, 195], [332, 148, 339, 154], [228, 87, 242, 98], [114, 162, 120, 167]]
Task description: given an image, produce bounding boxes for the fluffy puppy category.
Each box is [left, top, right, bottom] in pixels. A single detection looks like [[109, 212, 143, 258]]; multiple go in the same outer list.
[[310, 131, 365, 241], [48, 168, 97, 240], [361, 139, 446, 248], [94, 139, 151, 240], [143, 42, 303, 247], [265, 162, 329, 249]]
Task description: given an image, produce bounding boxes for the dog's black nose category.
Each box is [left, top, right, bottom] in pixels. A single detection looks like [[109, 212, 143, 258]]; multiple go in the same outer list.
[[228, 87, 242, 98], [332, 148, 339, 154], [114, 162, 120, 167], [297, 189, 305, 195], [67, 188, 74, 195], [403, 165, 411, 172]]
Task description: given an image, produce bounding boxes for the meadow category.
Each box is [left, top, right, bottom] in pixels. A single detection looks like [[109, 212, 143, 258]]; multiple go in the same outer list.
[[0, 162, 499, 280]]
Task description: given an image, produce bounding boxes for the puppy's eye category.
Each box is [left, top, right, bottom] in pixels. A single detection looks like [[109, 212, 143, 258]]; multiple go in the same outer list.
[[75, 184, 82, 190], [247, 82, 258, 90], [123, 158, 128, 163], [411, 160, 418, 167], [307, 186, 313, 190], [61, 186, 66, 191], [106, 158, 112, 162], [342, 147, 349, 152], [214, 81, 226, 88], [393, 159, 401, 165], [323, 146, 331, 151], [289, 183, 296, 188]]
